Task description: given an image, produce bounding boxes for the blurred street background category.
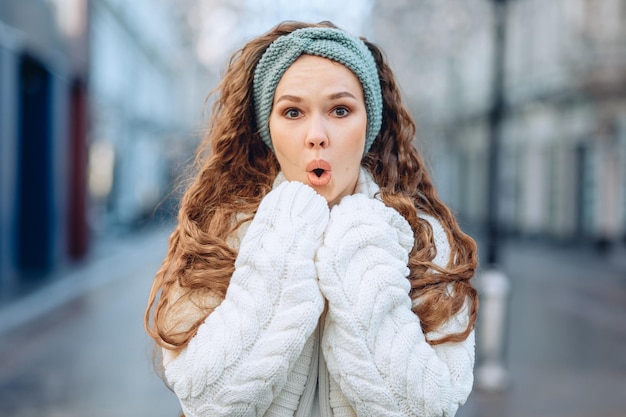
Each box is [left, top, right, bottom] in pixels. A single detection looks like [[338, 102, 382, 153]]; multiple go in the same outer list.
[[0, 0, 625, 416]]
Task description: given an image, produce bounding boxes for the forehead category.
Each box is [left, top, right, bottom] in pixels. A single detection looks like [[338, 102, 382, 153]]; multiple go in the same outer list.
[[277, 54, 362, 90]]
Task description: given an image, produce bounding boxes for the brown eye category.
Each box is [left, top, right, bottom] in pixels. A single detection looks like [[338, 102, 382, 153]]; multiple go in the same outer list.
[[285, 108, 301, 119], [332, 106, 349, 117]]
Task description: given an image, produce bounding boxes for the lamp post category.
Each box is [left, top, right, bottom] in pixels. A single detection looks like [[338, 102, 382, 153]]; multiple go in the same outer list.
[[475, 0, 511, 391]]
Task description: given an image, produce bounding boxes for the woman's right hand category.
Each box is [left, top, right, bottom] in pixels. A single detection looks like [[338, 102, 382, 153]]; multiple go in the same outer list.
[[239, 180, 330, 278], [163, 181, 329, 417]]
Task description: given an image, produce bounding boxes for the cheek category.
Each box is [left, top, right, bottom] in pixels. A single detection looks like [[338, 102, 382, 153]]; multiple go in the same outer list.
[[269, 123, 290, 157], [336, 143, 363, 185], [340, 131, 366, 165], [268, 117, 280, 147], [273, 147, 302, 182]]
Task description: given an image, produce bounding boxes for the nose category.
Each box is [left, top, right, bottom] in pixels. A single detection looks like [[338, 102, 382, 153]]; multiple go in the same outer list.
[[306, 115, 328, 149]]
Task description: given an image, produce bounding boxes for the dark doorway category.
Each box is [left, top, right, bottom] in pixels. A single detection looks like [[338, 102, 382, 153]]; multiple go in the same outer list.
[[14, 54, 53, 275]]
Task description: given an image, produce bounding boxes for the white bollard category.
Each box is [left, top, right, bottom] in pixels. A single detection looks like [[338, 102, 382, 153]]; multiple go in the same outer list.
[[475, 268, 511, 391]]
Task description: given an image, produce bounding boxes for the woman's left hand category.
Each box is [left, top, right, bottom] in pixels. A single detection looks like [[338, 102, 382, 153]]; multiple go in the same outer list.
[[316, 193, 414, 319], [315, 193, 415, 417], [315, 193, 474, 417]]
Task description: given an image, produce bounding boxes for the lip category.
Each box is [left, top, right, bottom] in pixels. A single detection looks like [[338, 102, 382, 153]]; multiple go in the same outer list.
[[306, 159, 332, 186]]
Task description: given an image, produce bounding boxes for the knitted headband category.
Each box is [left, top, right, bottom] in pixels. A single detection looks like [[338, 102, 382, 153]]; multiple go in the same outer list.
[[253, 27, 383, 153]]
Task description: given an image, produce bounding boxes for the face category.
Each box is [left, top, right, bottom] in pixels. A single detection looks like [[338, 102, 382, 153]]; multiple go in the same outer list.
[[269, 54, 367, 207]]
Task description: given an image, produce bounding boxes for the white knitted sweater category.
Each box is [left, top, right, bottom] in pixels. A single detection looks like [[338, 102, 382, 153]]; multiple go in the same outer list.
[[163, 169, 475, 417]]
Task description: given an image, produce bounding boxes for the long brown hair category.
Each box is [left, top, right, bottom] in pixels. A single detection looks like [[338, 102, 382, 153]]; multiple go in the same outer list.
[[145, 20, 477, 353]]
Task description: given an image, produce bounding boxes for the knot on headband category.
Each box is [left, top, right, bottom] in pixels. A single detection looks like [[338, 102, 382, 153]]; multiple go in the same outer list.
[[253, 27, 383, 153]]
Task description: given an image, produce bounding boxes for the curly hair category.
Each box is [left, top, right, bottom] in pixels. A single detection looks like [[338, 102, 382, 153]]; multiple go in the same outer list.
[[145, 20, 478, 353]]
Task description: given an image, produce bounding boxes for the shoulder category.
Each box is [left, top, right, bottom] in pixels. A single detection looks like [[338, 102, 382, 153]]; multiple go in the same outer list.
[[417, 213, 451, 270], [225, 214, 251, 251], [357, 168, 451, 268], [414, 214, 473, 337]]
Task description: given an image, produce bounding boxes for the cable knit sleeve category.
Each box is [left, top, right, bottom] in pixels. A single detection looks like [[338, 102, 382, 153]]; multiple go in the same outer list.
[[316, 194, 474, 417], [163, 181, 329, 417]]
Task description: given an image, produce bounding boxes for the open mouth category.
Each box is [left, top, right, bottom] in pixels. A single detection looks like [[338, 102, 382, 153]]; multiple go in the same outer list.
[[306, 160, 332, 186]]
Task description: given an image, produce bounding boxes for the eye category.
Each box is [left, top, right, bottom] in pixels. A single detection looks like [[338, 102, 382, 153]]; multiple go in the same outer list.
[[284, 108, 302, 119], [332, 106, 350, 117]]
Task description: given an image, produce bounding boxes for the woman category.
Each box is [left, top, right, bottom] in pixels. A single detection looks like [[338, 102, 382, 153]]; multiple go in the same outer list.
[[145, 20, 478, 417]]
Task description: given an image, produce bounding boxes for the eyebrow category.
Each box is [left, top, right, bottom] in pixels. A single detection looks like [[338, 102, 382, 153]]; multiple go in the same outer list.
[[274, 91, 358, 104], [329, 91, 357, 100], [274, 94, 302, 104]]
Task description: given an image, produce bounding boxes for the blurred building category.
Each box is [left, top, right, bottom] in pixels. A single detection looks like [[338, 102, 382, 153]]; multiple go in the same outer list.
[[0, 0, 209, 298], [0, 0, 90, 292], [88, 0, 208, 231], [371, 0, 626, 247]]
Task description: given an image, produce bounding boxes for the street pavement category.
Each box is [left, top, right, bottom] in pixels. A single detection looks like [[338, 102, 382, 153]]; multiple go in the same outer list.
[[0, 225, 181, 417], [0, 224, 625, 417], [459, 235, 626, 417]]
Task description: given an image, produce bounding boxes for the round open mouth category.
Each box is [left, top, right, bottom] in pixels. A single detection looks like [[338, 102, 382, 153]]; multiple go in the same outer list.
[[306, 160, 332, 186]]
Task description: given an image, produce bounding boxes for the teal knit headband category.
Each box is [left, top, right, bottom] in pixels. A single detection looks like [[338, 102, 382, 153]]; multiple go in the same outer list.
[[253, 27, 383, 153]]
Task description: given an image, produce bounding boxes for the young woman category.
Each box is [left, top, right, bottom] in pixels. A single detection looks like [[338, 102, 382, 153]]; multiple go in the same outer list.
[[145, 20, 478, 417]]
